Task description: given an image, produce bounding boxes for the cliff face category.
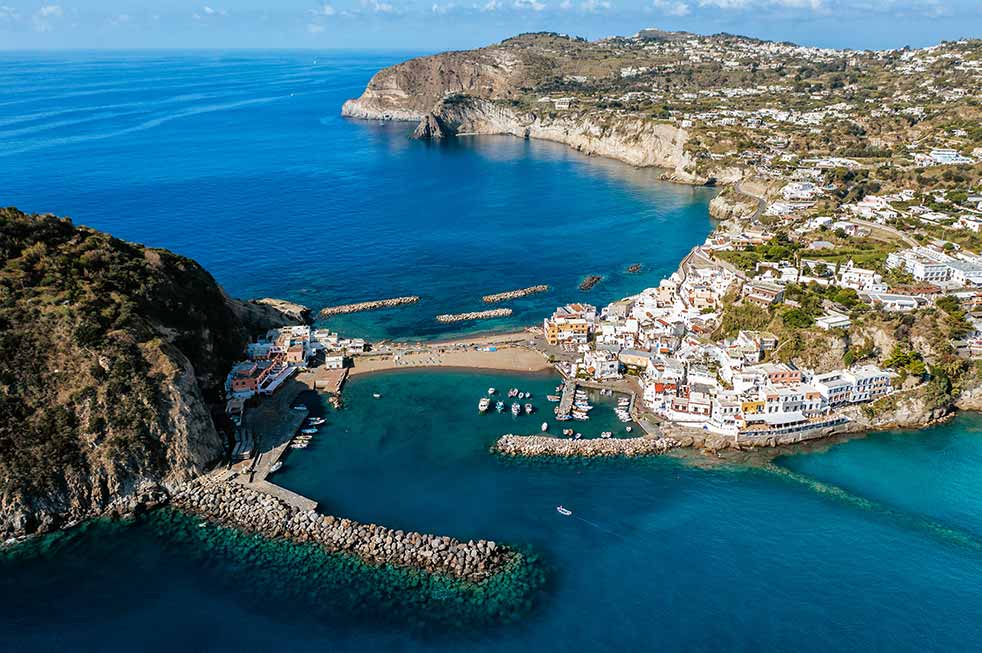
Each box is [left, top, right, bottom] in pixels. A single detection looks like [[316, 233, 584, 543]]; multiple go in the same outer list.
[[342, 46, 712, 182], [0, 208, 299, 540]]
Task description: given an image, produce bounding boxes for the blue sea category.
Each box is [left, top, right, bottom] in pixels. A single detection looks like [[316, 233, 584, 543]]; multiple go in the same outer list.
[[0, 50, 714, 340], [3, 52, 982, 653]]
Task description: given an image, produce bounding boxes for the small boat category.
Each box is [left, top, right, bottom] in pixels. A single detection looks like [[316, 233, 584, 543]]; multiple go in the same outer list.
[[373, 393, 382, 399], [270, 461, 283, 473], [508, 388, 519, 398], [600, 431, 612, 439], [300, 427, 318, 435], [556, 506, 572, 516], [547, 395, 561, 402], [518, 392, 525, 400], [574, 432, 582, 439], [541, 422, 549, 432], [626, 426, 633, 432], [488, 387, 496, 395], [525, 392, 532, 399], [292, 405, 306, 411], [511, 402, 522, 416], [524, 403, 534, 414], [496, 401, 505, 412], [479, 397, 491, 413]]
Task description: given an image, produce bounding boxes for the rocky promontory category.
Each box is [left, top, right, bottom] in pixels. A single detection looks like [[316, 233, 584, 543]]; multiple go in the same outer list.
[[0, 208, 306, 541], [172, 477, 521, 583]]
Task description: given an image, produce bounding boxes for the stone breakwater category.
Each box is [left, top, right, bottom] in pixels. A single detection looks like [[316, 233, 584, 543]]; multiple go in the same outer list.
[[491, 434, 679, 458], [320, 296, 419, 317], [436, 308, 512, 323], [579, 275, 602, 291], [171, 478, 518, 583], [493, 434, 679, 458], [483, 285, 550, 303]]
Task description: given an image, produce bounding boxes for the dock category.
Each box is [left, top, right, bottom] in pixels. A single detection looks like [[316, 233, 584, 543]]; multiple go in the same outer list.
[[555, 380, 577, 419]]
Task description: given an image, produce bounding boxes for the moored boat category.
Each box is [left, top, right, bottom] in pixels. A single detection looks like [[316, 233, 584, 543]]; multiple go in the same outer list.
[[556, 505, 572, 516], [496, 401, 505, 412], [524, 403, 534, 414], [511, 402, 522, 416], [479, 397, 491, 413]]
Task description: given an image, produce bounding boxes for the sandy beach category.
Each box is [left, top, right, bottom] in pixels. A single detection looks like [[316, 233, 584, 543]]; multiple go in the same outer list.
[[349, 330, 553, 376]]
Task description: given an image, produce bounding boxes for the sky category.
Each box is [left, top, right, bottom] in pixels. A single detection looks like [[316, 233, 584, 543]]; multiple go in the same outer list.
[[0, 1, 978, 51]]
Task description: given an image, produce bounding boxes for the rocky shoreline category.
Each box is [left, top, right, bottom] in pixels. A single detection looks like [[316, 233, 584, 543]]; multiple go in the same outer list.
[[493, 434, 679, 458], [436, 308, 512, 323], [171, 477, 520, 583], [320, 296, 420, 317], [483, 285, 550, 303]]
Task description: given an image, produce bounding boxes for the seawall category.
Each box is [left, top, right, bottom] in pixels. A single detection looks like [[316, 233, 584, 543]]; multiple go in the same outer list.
[[171, 476, 520, 583], [493, 434, 679, 458]]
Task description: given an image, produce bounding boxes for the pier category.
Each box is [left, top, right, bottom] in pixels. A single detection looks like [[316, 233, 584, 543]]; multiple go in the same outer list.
[[482, 285, 549, 303], [320, 296, 419, 317], [555, 380, 577, 420], [436, 308, 512, 323]]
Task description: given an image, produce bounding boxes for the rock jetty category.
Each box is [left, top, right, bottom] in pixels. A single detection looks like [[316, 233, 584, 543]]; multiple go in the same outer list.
[[493, 434, 678, 458], [320, 296, 419, 317], [482, 285, 550, 303], [436, 308, 512, 323], [579, 275, 602, 291], [171, 478, 519, 583]]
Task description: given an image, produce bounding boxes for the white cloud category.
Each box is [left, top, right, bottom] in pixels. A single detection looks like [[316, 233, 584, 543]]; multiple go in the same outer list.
[[698, 0, 825, 9], [580, 0, 611, 10], [363, 0, 399, 13], [479, 0, 500, 9], [310, 3, 337, 15], [513, 0, 545, 10], [32, 4, 63, 32], [559, 0, 572, 7], [0, 5, 20, 21], [307, 22, 325, 32], [431, 2, 456, 12], [652, 0, 691, 14]]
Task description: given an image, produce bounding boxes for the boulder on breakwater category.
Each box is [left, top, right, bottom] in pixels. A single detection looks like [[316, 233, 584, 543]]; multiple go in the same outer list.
[[482, 285, 550, 303], [320, 296, 419, 317], [170, 478, 518, 583], [493, 434, 678, 458], [436, 308, 512, 323]]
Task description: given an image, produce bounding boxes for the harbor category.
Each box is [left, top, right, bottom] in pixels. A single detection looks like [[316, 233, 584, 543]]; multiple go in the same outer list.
[[482, 285, 550, 303], [320, 296, 420, 317]]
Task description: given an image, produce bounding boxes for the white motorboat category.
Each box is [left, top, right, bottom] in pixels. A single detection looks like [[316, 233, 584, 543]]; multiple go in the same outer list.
[[300, 427, 318, 435], [496, 401, 505, 412], [556, 506, 572, 516], [270, 461, 283, 473], [600, 431, 612, 439], [488, 387, 496, 395], [541, 422, 549, 432], [511, 402, 522, 416], [479, 397, 491, 413], [524, 403, 534, 414], [373, 393, 382, 399], [292, 405, 307, 411]]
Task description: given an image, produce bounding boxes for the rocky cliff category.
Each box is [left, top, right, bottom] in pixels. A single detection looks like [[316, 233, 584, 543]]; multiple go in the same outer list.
[[0, 208, 301, 540], [341, 41, 712, 183]]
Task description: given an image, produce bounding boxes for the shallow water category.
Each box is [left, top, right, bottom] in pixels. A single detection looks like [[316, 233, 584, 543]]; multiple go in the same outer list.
[[5, 372, 982, 652], [0, 50, 715, 340]]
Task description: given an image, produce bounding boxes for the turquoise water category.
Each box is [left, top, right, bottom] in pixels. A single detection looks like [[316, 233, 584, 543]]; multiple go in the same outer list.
[[5, 372, 982, 651], [3, 50, 982, 651], [0, 50, 715, 340]]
